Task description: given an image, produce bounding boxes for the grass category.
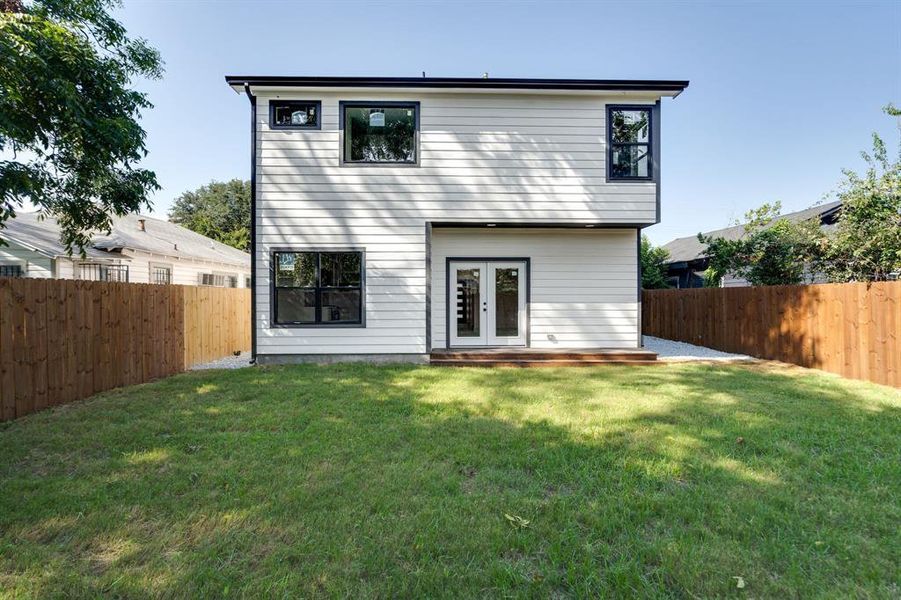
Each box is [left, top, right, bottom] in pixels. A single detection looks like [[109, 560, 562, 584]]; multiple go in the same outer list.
[[0, 363, 898, 598]]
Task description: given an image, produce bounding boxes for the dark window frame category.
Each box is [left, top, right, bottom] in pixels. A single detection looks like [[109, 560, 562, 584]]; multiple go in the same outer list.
[[270, 248, 366, 328], [0, 264, 24, 278], [150, 262, 172, 285], [80, 263, 129, 282], [606, 104, 655, 182], [269, 100, 322, 130], [339, 101, 421, 167]]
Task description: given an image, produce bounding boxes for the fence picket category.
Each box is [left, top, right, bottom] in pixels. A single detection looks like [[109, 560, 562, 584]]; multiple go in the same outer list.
[[0, 280, 250, 421], [643, 281, 900, 387]]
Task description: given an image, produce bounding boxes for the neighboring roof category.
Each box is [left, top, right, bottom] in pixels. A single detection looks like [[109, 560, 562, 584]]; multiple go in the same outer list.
[[0, 213, 111, 260], [662, 201, 842, 264], [1, 212, 250, 268], [225, 75, 690, 96], [93, 214, 250, 267]]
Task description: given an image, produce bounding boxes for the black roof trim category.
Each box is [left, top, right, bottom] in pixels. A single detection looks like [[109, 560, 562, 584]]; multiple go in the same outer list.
[[225, 76, 689, 93]]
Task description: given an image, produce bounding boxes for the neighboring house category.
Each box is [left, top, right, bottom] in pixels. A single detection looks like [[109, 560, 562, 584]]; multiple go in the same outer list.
[[226, 75, 689, 363], [0, 213, 251, 287], [661, 201, 842, 288]]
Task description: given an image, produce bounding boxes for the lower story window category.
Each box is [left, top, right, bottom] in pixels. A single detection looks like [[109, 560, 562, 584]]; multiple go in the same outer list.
[[0, 264, 24, 278], [151, 264, 172, 285], [199, 272, 238, 287], [273, 250, 364, 326], [81, 263, 129, 282], [200, 273, 223, 286]]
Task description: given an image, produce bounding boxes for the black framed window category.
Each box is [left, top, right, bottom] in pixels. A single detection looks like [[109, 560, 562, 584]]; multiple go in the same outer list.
[[341, 102, 419, 164], [0, 264, 23, 278], [607, 106, 653, 180], [269, 100, 321, 130], [151, 264, 171, 285], [81, 263, 129, 282], [273, 250, 364, 326]]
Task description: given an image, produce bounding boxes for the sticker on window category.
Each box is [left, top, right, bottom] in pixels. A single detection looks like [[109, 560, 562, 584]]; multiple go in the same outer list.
[[291, 111, 308, 125], [369, 110, 385, 127]]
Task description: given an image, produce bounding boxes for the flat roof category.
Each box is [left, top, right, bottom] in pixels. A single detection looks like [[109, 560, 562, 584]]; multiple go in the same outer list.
[[225, 75, 689, 95]]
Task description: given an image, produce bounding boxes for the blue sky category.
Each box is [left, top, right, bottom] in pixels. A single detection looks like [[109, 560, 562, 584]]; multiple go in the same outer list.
[[118, 0, 900, 245]]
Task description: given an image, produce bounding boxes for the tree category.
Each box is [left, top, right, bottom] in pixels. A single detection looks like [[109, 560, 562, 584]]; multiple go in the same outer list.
[[0, 0, 162, 252], [813, 104, 901, 282], [640, 235, 670, 289], [168, 180, 250, 252], [700, 202, 821, 287]]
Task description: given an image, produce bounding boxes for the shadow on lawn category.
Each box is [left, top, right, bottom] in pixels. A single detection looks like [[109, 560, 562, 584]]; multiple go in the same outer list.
[[0, 363, 898, 597]]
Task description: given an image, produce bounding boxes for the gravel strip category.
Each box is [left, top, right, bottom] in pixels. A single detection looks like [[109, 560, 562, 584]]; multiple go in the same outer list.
[[190, 340, 752, 368], [643, 336, 754, 362], [190, 352, 254, 370]]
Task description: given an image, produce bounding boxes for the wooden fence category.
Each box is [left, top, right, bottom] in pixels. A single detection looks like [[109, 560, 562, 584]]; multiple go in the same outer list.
[[642, 281, 900, 387], [0, 279, 251, 421]]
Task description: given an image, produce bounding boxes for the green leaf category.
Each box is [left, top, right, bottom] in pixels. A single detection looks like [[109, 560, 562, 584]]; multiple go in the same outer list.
[[0, 0, 163, 253]]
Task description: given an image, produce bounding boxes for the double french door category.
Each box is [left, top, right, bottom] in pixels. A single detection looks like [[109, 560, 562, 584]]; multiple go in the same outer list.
[[449, 260, 527, 347]]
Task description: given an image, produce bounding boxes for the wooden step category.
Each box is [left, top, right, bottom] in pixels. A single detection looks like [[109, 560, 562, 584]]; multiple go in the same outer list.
[[433, 351, 657, 361], [430, 358, 660, 367], [429, 348, 658, 367]]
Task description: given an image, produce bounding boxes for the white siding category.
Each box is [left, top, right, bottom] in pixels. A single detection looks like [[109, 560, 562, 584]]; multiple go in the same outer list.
[[257, 92, 656, 225], [0, 241, 53, 278], [56, 257, 75, 279], [255, 90, 657, 355], [721, 274, 750, 288], [121, 250, 250, 287], [432, 228, 639, 349], [12, 251, 250, 287]]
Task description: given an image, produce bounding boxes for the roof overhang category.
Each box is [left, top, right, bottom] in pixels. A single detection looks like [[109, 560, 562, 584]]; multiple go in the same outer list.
[[0, 233, 56, 258], [225, 76, 689, 98]]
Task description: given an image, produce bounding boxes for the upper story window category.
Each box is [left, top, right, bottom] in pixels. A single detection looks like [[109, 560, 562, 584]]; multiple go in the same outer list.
[[270, 100, 321, 130], [607, 106, 653, 181], [273, 250, 364, 326], [341, 102, 419, 164]]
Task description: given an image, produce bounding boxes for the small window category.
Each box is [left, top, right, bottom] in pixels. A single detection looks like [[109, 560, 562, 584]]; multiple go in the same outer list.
[[200, 273, 225, 287], [226, 275, 238, 288], [81, 263, 129, 282], [607, 106, 653, 180], [245, 276, 251, 288], [342, 102, 418, 164], [0, 264, 23, 278], [151, 264, 172, 285], [269, 100, 321, 130], [273, 250, 364, 326]]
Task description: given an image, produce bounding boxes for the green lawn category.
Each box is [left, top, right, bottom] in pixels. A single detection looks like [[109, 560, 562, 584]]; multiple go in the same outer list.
[[0, 363, 898, 598]]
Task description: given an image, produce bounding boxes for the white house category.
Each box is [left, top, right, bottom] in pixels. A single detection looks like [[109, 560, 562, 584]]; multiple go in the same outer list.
[[0, 212, 251, 287], [225, 76, 689, 364]]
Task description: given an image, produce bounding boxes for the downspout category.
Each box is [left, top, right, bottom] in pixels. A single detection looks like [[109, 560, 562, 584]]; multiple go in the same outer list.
[[243, 82, 258, 363]]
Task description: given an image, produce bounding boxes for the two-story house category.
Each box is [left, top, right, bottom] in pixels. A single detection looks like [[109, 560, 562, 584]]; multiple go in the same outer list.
[[225, 76, 689, 364]]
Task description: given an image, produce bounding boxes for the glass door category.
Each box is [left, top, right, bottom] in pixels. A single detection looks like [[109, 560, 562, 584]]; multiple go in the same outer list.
[[449, 260, 527, 348], [449, 262, 487, 347], [488, 262, 526, 346]]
